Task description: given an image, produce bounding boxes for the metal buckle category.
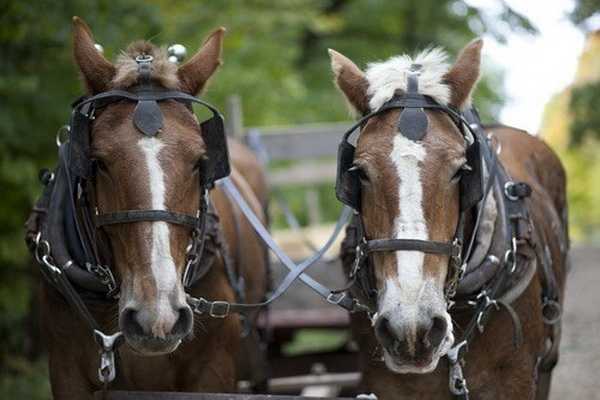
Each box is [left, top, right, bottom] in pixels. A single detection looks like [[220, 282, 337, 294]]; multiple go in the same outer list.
[[504, 236, 518, 273], [327, 292, 347, 305], [41, 255, 61, 275], [447, 341, 469, 396], [468, 290, 499, 333], [34, 238, 50, 264], [350, 239, 367, 278], [94, 330, 124, 384], [542, 298, 562, 325], [504, 181, 520, 201], [56, 125, 70, 147], [209, 301, 231, 318]]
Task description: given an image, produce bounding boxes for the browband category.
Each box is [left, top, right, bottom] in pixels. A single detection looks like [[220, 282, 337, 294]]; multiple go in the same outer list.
[[74, 87, 222, 117]]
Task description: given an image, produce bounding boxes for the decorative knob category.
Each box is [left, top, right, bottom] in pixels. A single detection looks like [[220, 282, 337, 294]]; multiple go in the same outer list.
[[167, 44, 187, 63]]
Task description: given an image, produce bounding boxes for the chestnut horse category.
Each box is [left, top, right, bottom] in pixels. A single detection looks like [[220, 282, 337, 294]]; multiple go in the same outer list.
[[330, 40, 568, 399], [36, 18, 268, 399]]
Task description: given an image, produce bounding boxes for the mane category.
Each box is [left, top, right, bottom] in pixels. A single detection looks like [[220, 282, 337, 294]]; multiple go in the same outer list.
[[365, 47, 451, 111], [111, 41, 179, 89]]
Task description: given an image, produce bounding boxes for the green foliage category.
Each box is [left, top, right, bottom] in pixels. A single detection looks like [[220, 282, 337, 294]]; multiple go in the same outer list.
[[559, 143, 600, 241], [569, 82, 600, 146], [0, 0, 535, 396], [570, 0, 600, 25]]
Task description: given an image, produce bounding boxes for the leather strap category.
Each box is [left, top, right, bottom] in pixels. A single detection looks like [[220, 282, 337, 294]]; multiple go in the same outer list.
[[366, 238, 460, 257], [217, 178, 358, 312], [188, 189, 355, 316], [96, 210, 199, 228], [74, 88, 220, 116]]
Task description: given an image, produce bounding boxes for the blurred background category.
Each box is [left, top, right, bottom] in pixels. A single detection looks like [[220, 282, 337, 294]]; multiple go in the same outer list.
[[1, 0, 599, 398]]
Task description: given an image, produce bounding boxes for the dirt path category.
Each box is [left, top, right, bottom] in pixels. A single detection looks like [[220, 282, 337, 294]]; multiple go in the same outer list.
[[550, 246, 600, 400]]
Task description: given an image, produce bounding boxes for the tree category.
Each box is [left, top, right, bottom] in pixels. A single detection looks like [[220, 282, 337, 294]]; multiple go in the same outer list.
[[0, 1, 536, 397]]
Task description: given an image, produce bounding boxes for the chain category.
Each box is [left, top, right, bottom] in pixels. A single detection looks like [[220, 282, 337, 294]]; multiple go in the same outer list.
[[85, 262, 117, 296], [445, 238, 464, 301]]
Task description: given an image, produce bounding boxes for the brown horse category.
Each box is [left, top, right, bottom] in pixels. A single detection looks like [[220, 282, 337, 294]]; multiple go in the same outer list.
[[330, 39, 568, 399], [37, 18, 268, 399]]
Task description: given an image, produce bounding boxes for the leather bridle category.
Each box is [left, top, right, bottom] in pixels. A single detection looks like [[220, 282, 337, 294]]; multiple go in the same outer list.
[[335, 67, 486, 310]]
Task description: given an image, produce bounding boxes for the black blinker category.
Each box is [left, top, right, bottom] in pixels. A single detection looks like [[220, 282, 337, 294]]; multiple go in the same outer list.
[[199, 115, 230, 186]]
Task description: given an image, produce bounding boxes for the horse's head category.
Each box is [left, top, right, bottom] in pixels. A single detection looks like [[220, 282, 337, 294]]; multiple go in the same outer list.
[[72, 18, 225, 355], [330, 40, 483, 373]]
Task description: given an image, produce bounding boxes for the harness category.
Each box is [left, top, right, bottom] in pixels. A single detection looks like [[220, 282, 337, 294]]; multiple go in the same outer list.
[[335, 65, 562, 399], [335, 67, 482, 306], [25, 54, 362, 391]]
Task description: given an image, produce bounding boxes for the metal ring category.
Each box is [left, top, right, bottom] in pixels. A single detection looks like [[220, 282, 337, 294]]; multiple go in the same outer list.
[[135, 54, 154, 63], [542, 299, 562, 324], [34, 231, 42, 246], [56, 125, 70, 148], [504, 182, 520, 201], [42, 255, 61, 275], [504, 249, 515, 271], [35, 239, 51, 264]]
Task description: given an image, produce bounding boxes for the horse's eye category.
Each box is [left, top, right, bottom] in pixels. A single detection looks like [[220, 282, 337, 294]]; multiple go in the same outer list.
[[349, 164, 369, 183], [93, 159, 108, 173], [193, 158, 207, 172], [451, 163, 472, 182]]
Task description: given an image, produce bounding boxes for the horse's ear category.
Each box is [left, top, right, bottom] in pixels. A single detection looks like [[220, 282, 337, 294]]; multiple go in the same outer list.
[[177, 27, 225, 95], [444, 38, 483, 109], [328, 49, 370, 115], [72, 16, 115, 94]]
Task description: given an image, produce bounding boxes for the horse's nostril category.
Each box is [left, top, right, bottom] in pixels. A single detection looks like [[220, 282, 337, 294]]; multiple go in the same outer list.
[[424, 316, 447, 349], [121, 308, 145, 336], [375, 316, 396, 348], [172, 307, 193, 337]]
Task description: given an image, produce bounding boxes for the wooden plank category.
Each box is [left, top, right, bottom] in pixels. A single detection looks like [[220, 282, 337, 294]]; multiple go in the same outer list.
[[268, 162, 337, 186], [271, 372, 360, 393], [258, 308, 349, 330], [243, 122, 352, 161], [95, 391, 354, 400], [226, 95, 244, 138], [301, 385, 341, 398], [267, 350, 358, 379]]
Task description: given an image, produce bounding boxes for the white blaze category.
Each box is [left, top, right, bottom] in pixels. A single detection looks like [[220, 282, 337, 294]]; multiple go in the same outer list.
[[138, 138, 178, 332], [379, 134, 429, 318]]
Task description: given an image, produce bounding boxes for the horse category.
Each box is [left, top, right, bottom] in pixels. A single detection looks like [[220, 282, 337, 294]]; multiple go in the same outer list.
[[30, 17, 269, 399], [329, 39, 569, 399]]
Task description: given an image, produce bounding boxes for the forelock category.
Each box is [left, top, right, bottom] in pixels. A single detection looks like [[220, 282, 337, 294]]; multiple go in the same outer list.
[[112, 41, 179, 90], [365, 47, 451, 111]]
